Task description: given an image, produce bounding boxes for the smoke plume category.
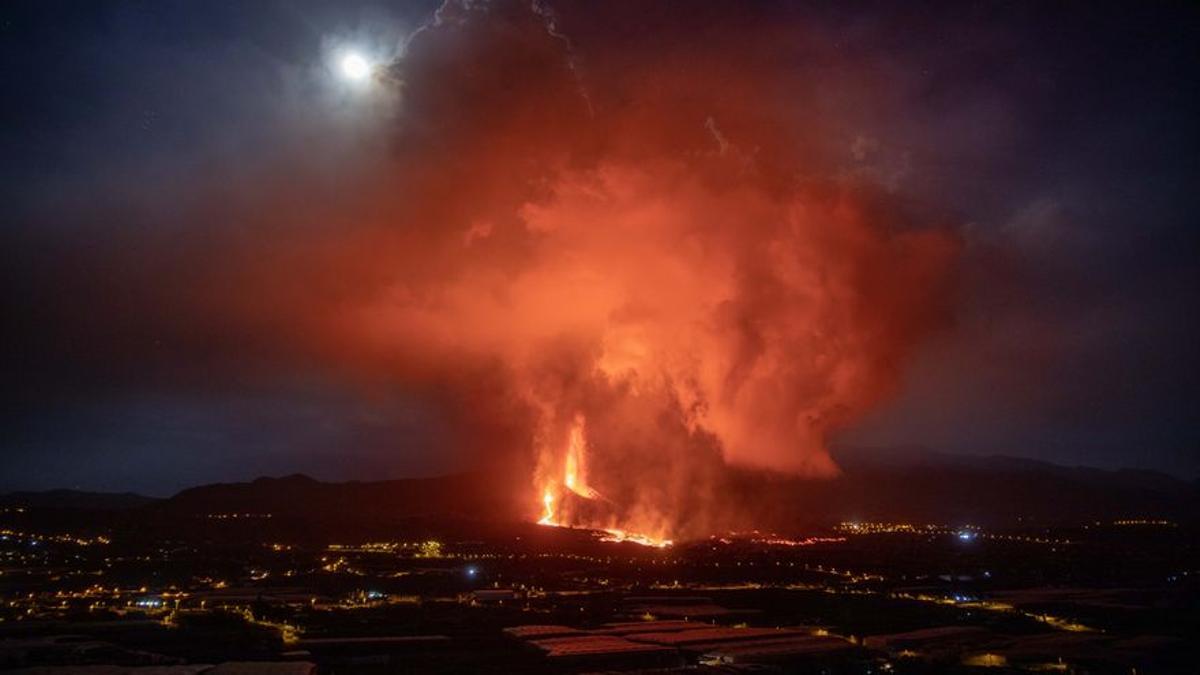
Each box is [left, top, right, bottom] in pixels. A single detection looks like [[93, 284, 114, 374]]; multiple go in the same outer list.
[[340, 1, 960, 538]]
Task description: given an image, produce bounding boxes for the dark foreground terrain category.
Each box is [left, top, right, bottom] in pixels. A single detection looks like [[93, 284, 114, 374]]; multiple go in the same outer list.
[[1, 459, 1196, 674]]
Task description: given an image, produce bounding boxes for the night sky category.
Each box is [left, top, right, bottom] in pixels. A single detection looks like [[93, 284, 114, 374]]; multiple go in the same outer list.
[[3, 1, 1197, 496]]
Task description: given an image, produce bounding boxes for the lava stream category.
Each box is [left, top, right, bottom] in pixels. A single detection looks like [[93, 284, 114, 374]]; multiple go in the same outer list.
[[536, 415, 672, 547]]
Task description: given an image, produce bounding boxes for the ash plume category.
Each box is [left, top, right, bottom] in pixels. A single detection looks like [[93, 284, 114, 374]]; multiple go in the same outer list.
[[352, 0, 961, 538]]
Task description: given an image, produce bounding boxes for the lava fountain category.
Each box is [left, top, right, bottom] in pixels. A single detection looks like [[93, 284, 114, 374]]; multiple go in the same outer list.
[[536, 414, 673, 547]]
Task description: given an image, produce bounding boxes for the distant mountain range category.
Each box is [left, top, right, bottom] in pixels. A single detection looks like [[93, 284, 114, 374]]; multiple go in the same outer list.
[[0, 489, 158, 511], [768, 447, 1198, 527], [159, 472, 519, 521], [3, 452, 1195, 537]]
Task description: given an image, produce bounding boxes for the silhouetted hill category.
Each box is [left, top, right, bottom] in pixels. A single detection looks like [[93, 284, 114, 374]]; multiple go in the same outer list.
[[732, 448, 1200, 528], [834, 446, 1188, 493], [144, 453, 1199, 536], [158, 471, 526, 523], [0, 489, 158, 511]]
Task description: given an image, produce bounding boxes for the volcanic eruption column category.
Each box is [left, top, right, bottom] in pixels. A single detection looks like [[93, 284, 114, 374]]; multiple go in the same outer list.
[[351, 1, 960, 542]]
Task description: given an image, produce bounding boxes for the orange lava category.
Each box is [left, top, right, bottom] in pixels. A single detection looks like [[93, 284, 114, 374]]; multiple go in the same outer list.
[[537, 415, 672, 547], [596, 528, 673, 548]]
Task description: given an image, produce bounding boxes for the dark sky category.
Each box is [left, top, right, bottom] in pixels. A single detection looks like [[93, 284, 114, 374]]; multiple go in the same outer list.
[[2, 1, 1197, 495]]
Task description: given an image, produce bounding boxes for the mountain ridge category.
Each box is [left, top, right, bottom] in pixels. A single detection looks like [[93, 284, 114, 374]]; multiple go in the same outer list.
[[6, 452, 1194, 532], [148, 452, 1197, 530], [0, 489, 160, 511]]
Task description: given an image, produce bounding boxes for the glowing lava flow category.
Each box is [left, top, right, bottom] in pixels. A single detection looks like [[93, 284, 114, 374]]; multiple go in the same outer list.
[[538, 489, 556, 526], [597, 528, 672, 548], [537, 415, 672, 548], [562, 416, 602, 500]]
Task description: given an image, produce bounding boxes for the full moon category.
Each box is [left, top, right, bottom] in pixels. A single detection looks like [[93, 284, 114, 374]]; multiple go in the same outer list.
[[339, 52, 371, 81]]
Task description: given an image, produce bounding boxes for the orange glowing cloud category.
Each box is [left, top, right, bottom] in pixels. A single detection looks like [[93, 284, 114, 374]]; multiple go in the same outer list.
[[297, 1, 962, 539]]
